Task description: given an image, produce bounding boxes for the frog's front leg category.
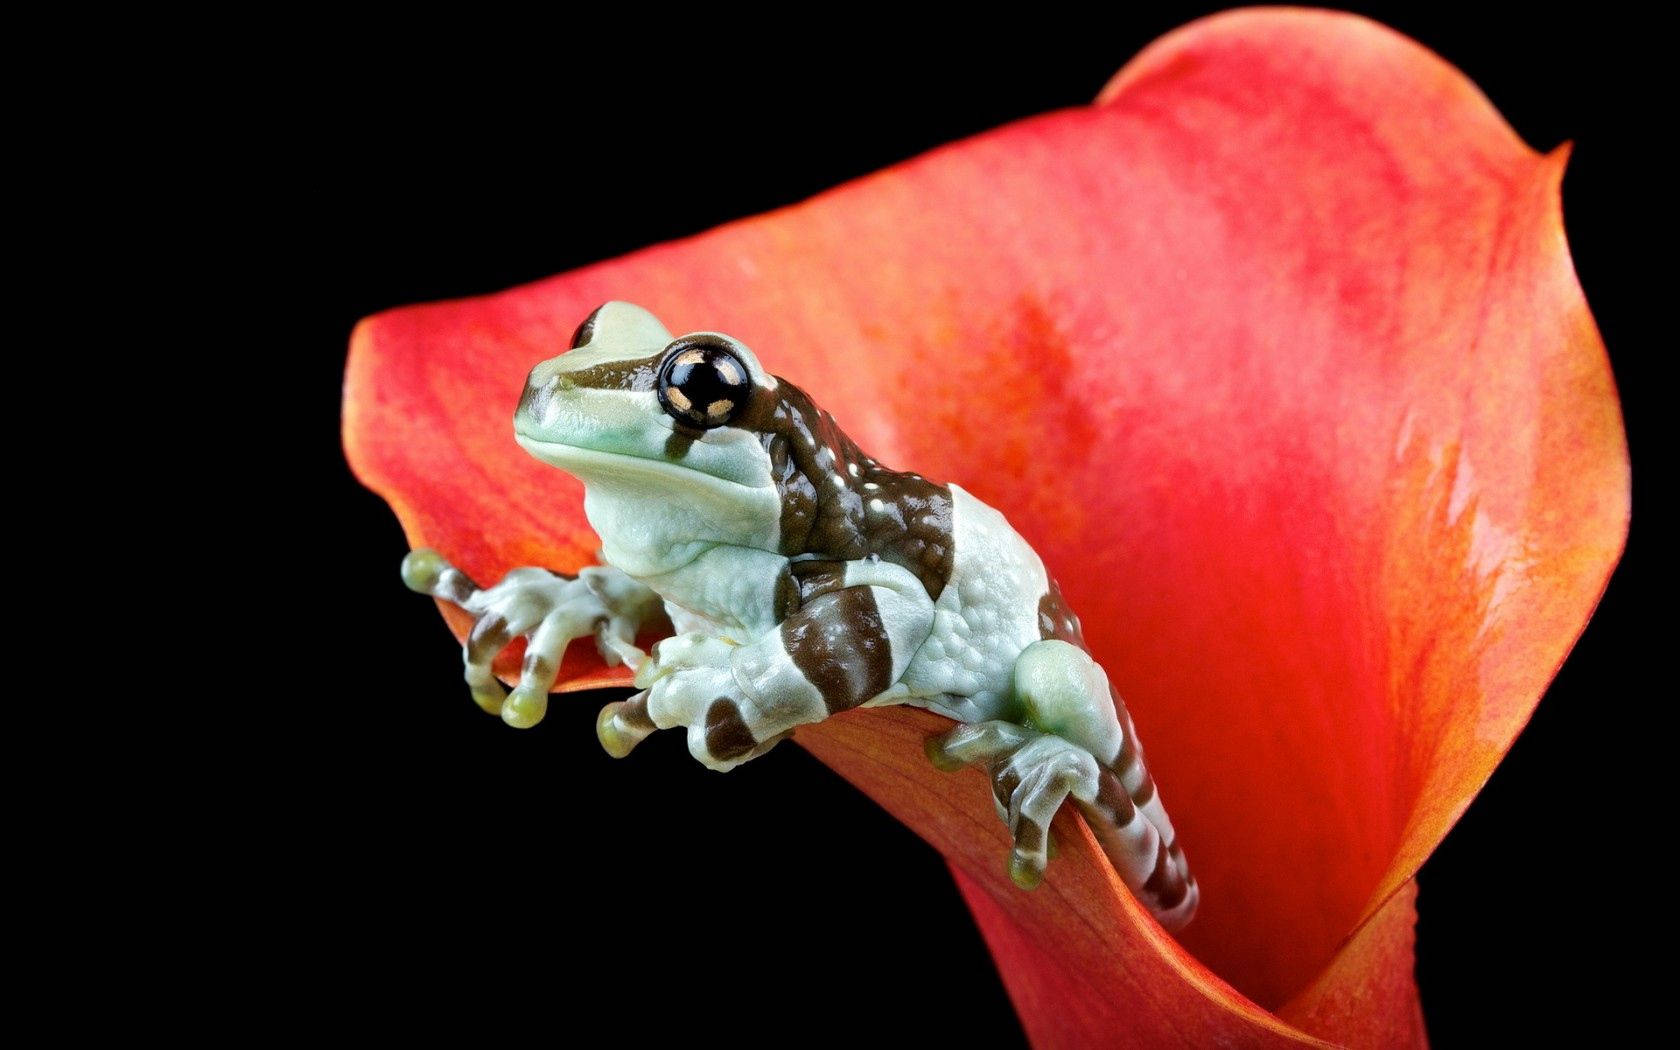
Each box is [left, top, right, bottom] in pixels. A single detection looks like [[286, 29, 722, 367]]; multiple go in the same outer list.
[[599, 559, 935, 771], [400, 548, 664, 728]]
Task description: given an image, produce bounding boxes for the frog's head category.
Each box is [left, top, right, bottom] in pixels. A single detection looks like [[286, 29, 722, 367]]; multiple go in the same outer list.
[[514, 301, 787, 569]]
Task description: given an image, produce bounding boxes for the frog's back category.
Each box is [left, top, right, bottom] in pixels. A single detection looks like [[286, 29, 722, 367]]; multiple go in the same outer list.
[[752, 381, 1084, 719]]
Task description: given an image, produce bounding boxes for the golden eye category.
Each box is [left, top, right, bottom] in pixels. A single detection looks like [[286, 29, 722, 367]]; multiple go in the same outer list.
[[657, 338, 751, 429]]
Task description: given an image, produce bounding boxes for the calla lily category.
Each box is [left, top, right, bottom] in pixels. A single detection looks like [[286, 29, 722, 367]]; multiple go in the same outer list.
[[342, 9, 1627, 1047]]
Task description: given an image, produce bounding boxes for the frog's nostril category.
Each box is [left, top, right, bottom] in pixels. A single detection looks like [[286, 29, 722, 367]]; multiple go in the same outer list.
[[518, 369, 579, 430], [517, 380, 542, 420], [518, 373, 555, 418]]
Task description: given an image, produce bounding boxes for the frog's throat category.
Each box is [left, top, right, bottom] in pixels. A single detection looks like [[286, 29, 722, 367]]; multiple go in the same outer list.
[[513, 434, 770, 500]]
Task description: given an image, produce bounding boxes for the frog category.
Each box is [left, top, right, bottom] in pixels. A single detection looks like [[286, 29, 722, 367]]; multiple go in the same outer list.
[[400, 301, 1198, 930]]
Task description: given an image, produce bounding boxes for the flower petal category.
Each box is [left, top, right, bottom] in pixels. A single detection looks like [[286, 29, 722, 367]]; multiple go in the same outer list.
[[799, 707, 1329, 1047], [1084, 9, 1628, 1012], [1276, 881, 1425, 1048], [344, 7, 1626, 1043]]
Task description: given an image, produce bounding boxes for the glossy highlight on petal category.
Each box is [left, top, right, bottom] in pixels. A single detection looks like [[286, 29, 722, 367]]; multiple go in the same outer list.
[[343, 8, 1627, 1046]]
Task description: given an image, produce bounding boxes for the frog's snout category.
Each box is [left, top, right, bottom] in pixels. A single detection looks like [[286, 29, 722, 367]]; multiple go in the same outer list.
[[516, 359, 579, 430]]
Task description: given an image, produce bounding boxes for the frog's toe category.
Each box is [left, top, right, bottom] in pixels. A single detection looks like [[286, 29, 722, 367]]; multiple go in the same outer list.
[[594, 625, 646, 671], [1000, 746, 1095, 890], [502, 686, 549, 729], [1008, 820, 1067, 883], [401, 548, 445, 591], [467, 677, 507, 716], [401, 548, 480, 605], [497, 611, 577, 729], [597, 691, 656, 758], [1009, 847, 1046, 890], [923, 734, 967, 773], [925, 720, 1032, 772], [634, 633, 736, 689]]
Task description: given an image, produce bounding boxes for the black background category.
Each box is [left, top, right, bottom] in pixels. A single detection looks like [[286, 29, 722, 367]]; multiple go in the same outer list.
[[287, 6, 1649, 1045]]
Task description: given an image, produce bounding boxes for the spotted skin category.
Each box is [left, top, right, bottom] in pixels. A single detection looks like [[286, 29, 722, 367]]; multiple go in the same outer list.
[[740, 383, 956, 600], [408, 301, 1196, 931], [1037, 578, 1083, 646]]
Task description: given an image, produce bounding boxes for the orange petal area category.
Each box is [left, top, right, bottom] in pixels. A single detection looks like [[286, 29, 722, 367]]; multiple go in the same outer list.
[[344, 7, 1627, 1044], [1277, 881, 1425, 1048], [802, 707, 1330, 1048], [1082, 10, 1628, 1015]]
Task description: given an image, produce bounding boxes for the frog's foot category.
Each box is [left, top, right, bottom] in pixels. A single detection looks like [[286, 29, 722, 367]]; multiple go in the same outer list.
[[928, 717, 1198, 929], [401, 548, 662, 729], [596, 633, 789, 770], [928, 721, 1105, 889]]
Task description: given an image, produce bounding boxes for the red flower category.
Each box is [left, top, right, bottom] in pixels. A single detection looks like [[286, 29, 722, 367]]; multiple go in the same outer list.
[[342, 10, 1627, 1046]]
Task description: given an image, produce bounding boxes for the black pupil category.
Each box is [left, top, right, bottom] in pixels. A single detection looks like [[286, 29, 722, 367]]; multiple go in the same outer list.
[[659, 343, 749, 428]]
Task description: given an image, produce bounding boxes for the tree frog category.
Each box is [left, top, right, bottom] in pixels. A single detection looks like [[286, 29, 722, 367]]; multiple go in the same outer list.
[[401, 301, 1197, 930]]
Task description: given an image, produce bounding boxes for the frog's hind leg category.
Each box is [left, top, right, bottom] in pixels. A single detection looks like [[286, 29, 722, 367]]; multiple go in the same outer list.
[[927, 639, 1198, 931]]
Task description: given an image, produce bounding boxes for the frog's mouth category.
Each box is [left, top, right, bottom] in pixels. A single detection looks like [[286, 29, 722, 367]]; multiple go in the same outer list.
[[514, 381, 773, 493], [513, 433, 772, 502]]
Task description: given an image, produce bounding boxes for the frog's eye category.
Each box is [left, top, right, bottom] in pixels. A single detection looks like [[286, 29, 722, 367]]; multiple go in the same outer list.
[[657, 338, 751, 429]]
